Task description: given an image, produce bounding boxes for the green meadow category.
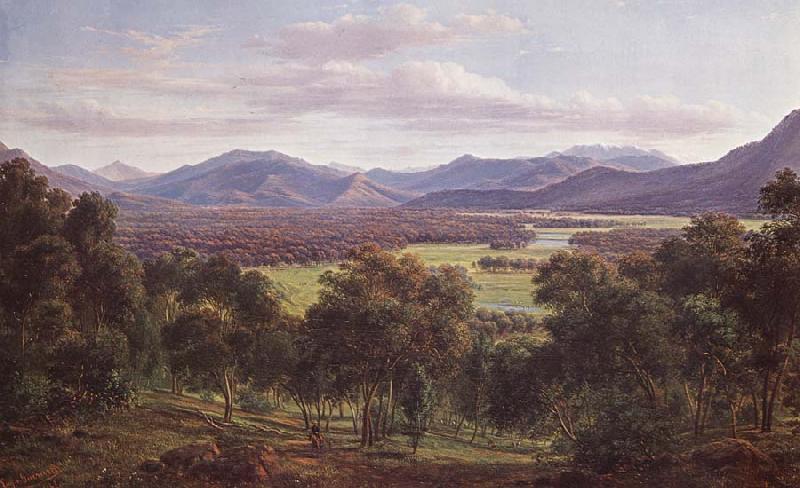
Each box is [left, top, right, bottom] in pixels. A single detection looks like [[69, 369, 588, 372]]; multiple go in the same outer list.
[[257, 213, 769, 316]]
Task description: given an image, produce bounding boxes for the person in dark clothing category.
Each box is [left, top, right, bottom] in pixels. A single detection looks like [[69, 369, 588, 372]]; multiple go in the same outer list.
[[310, 423, 323, 449]]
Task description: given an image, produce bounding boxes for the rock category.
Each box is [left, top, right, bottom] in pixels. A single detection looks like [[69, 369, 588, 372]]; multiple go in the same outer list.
[[72, 429, 90, 439], [140, 460, 165, 473], [160, 441, 220, 470], [189, 444, 276, 483], [691, 438, 776, 481]]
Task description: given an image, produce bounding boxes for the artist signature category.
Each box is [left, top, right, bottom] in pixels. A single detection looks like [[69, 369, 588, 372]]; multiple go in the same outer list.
[[0, 464, 61, 487]]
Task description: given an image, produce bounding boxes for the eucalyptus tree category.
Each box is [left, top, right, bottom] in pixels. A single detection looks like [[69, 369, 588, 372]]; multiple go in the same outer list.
[[306, 244, 473, 447]]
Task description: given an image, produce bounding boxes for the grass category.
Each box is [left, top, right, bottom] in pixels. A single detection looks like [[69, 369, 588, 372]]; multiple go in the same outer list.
[[4, 391, 798, 487], [0, 391, 555, 487], [259, 243, 561, 316]]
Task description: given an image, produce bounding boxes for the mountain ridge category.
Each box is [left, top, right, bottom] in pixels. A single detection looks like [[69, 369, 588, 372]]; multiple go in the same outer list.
[[405, 109, 800, 214]]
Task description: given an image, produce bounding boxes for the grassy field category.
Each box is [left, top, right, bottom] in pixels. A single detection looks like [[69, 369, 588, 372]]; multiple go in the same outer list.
[[258, 213, 769, 316], [3, 390, 797, 487], [259, 242, 559, 316], [0, 391, 555, 487]]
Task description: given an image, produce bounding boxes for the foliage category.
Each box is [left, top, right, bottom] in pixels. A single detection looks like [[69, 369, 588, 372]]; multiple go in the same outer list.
[[574, 388, 677, 473], [569, 228, 680, 260], [400, 363, 437, 454]]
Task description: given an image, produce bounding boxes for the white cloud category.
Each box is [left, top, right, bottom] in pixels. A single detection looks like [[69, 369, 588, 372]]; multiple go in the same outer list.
[[240, 60, 738, 137], [255, 4, 525, 61], [82, 25, 219, 65]]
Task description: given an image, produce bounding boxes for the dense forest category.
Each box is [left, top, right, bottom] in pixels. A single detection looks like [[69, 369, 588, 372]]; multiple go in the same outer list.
[[568, 228, 681, 259], [2, 157, 800, 486], [114, 208, 635, 266]]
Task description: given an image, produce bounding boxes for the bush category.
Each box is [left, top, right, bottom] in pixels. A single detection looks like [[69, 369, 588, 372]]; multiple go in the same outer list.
[[236, 386, 271, 413], [574, 388, 677, 473]]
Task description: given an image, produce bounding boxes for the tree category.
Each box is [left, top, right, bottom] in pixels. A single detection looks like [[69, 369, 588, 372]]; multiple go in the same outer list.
[[0, 158, 71, 257], [162, 255, 283, 421], [534, 251, 677, 405], [732, 169, 800, 432], [452, 329, 493, 442], [144, 248, 200, 394], [2, 235, 78, 361], [400, 363, 436, 454], [62, 191, 117, 254], [306, 244, 473, 447], [655, 213, 748, 435], [72, 242, 145, 334]]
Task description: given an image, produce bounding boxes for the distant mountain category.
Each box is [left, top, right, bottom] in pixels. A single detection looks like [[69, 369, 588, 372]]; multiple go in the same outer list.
[[130, 149, 416, 207], [95, 161, 159, 181], [547, 145, 677, 172], [328, 161, 366, 174], [52, 164, 118, 188], [1, 142, 109, 195], [406, 109, 800, 215], [365, 153, 645, 194], [555, 144, 678, 163]]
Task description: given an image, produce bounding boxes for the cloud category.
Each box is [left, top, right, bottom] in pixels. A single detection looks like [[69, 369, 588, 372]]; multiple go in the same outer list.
[[30, 61, 741, 140], [254, 4, 526, 61], [241, 60, 739, 137], [451, 11, 526, 35], [17, 99, 293, 138], [82, 25, 219, 64]]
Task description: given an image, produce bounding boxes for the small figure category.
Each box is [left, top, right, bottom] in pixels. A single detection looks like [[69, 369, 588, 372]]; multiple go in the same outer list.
[[310, 423, 324, 449]]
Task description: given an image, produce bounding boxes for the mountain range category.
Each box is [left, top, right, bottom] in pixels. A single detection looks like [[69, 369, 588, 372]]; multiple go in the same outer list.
[[407, 109, 800, 215], [3, 107, 799, 214]]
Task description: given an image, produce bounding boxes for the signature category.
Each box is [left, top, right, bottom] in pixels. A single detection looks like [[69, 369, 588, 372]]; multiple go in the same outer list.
[[0, 464, 61, 487]]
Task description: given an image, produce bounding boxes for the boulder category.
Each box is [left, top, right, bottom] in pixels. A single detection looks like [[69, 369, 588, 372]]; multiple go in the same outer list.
[[691, 438, 776, 482], [189, 444, 275, 483], [160, 441, 220, 470], [140, 460, 165, 473]]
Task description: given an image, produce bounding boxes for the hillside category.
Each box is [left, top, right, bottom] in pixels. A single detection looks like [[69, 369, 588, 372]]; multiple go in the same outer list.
[[366, 154, 596, 193], [406, 108, 800, 214], [366, 150, 675, 195], [52, 164, 119, 189], [95, 160, 159, 181], [130, 149, 415, 207], [0, 142, 110, 195]]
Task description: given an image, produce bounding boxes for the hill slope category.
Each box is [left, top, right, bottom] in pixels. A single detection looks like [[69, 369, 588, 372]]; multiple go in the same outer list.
[[366, 150, 675, 195], [132, 149, 415, 207], [1, 143, 109, 195], [406, 109, 800, 215], [52, 164, 119, 189], [95, 161, 159, 181]]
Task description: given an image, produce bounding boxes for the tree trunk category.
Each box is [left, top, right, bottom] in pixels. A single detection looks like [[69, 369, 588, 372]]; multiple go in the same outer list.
[[454, 413, 466, 438], [376, 389, 385, 440], [325, 400, 332, 432], [751, 391, 760, 429], [221, 371, 234, 422], [761, 369, 772, 432], [729, 401, 738, 439], [361, 381, 378, 448], [694, 366, 706, 436], [383, 376, 393, 437]]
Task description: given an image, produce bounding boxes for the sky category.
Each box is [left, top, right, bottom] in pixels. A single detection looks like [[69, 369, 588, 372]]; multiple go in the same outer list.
[[0, 0, 799, 171]]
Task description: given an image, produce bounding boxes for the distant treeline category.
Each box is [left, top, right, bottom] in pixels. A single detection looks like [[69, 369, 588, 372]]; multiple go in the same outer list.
[[569, 228, 681, 259], [115, 207, 537, 266], [476, 255, 538, 271]]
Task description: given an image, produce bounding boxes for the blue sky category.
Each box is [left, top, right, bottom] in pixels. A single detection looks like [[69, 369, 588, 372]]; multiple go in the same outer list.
[[1, 0, 798, 170]]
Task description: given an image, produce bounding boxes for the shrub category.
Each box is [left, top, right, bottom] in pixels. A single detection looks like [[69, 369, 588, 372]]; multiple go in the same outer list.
[[574, 388, 677, 473], [236, 385, 271, 413]]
